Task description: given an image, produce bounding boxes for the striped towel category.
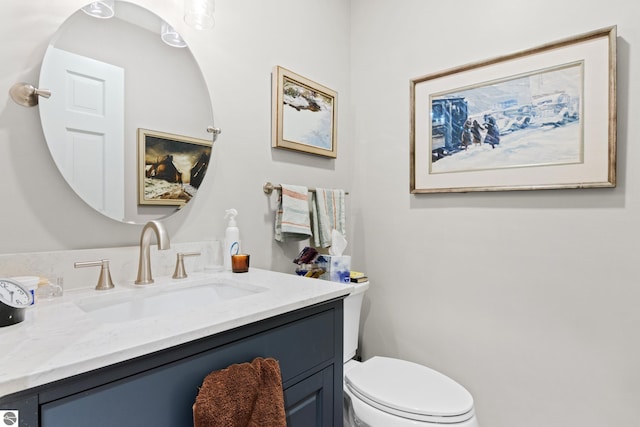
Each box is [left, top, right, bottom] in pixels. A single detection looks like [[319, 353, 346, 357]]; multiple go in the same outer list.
[[274, 184, 312, 242], [311, 188, 346, 248]]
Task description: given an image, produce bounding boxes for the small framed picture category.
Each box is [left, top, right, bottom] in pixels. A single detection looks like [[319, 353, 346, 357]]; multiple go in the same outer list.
[[137, 128, 212, 206], [272, 66, 338, 158], [410, 26, 616, 193]]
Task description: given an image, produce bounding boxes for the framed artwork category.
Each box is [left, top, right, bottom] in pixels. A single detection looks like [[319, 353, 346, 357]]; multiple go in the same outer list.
[[272, 65, 338, 158], [410, 26, 616, 194], [137, 128, 212, 206]]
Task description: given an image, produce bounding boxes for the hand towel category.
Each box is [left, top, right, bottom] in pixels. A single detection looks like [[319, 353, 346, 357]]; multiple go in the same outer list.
[[193, 357, 287, 427], [311, 188, 346, 248], [274, 184, 312, 242]]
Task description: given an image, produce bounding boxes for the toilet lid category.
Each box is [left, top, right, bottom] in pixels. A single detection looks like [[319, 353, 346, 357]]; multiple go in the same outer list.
[[345, 356, 474, 422]]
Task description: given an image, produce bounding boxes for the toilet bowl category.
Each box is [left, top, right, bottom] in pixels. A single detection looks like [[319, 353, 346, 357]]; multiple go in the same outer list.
[[343, 282, 479, 426]]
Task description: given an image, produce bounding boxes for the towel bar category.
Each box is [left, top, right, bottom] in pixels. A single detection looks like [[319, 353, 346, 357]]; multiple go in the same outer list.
[[263, 182, 349, 195]]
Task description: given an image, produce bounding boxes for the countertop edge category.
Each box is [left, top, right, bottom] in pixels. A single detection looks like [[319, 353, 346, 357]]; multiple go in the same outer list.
[[0, 268, 353, 398]]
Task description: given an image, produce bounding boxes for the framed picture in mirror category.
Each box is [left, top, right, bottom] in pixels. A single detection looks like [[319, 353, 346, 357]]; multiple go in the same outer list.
[[272, 66, 338, 158], [137, 128, 212, 206]]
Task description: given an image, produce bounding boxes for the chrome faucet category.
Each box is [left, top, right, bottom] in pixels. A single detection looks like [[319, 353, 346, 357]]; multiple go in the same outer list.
[[135, 220, 170, 285]]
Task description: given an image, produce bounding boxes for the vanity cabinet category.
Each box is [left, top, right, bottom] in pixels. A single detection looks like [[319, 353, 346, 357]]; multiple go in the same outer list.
[[0, 298, 344, 427]]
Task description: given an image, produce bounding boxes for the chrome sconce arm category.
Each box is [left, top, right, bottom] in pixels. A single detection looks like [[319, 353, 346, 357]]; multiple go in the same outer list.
[[207, 126, 222, 142]]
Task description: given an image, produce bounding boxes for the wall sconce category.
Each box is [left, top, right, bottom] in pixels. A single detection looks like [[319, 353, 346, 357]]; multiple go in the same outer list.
[[81, 0, 115, 19], [9, 82, 51, 107], [161, 22, 187, 48], [184, 0, 215, 30]]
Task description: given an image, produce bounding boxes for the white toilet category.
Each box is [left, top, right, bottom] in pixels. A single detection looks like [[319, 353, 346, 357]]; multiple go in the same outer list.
[[343, 282, 480, 427]]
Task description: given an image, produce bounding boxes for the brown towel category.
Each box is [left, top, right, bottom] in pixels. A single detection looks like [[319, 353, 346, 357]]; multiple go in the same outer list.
[[193, 357, 287, 427]]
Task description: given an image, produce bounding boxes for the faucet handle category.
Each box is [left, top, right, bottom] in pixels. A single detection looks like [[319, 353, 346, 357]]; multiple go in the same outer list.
[[172, 252, 201, 280], [74, 259, 115, 290]]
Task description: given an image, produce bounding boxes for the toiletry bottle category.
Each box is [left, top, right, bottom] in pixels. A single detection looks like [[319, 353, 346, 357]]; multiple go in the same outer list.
[[224, 209, 240, 270]]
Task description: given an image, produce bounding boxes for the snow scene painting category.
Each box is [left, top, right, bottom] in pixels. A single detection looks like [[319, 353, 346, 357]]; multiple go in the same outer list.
[[138, 129, 212, 206], [272, 66, 337, 158], [282, 79, 334, 150], [429, 62, 584, 174], [411, 27, 615, 194]]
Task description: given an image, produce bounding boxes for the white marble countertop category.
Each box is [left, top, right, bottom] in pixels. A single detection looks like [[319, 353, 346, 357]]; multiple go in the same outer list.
[[0, 268, 353, 398]]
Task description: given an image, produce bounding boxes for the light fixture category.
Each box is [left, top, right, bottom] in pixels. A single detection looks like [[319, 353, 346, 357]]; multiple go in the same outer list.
[[184, 0, 215, 30], [81, 0, 115, 19], [161, 22, 187, 48]]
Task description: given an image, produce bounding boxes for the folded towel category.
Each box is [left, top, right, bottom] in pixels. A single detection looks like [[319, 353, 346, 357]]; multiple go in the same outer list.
[[274, 184, 312, 242], [311, 188, 346, 248], [193, 357, 287, 427]]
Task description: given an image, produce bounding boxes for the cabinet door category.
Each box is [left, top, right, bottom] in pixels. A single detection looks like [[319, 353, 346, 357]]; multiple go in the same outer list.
[[284, 366, 336, 427]]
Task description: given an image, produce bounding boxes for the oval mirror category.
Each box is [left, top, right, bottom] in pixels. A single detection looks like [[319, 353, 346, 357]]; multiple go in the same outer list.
[[38, 1, 215, 224]]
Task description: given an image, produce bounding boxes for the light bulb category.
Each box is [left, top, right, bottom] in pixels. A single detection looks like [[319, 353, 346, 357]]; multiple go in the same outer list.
[[161, 22, 187, 48], [81, 0, 115, 19]]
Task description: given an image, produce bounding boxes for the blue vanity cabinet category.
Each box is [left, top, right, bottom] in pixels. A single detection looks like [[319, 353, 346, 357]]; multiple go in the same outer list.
[[0, 298, 344, 427]]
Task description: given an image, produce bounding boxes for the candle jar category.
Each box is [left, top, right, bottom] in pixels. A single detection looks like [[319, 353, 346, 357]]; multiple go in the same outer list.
[[231, 254, 250, 273]]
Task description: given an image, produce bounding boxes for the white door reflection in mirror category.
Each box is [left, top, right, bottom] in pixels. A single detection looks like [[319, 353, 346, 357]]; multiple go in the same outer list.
[[40, 47, 125, 221], [37, 1, 214, 224]]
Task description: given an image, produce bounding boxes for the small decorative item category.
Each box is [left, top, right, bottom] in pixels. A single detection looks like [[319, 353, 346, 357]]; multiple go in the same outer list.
[[295, 264, 324, 278], [410, 26, 616, 194], [315, 255, 351, 284], [231, 254, 250, 273], [138, 128, 212, 206], [272, 66, 338, 158]]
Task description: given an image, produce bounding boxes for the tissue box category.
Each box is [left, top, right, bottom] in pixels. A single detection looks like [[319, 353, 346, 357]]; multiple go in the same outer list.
[[315, 255, 351, 284]]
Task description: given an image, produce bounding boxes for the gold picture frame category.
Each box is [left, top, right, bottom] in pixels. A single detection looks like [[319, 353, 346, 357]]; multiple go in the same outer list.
[[272, 66, 338, 158], [137, 128, 212, 206], [410, 26, 616, 194]]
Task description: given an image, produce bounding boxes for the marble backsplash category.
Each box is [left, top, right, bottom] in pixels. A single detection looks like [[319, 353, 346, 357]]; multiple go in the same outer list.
[[0, 241, 220, 292]]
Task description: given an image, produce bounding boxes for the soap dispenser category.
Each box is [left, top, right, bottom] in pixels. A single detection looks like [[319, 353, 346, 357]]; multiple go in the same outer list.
[[224, 209, 240, 270]]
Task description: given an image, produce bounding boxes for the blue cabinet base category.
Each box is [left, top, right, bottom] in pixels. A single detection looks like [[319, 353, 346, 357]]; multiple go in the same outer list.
[[0, 298, 344, 427]]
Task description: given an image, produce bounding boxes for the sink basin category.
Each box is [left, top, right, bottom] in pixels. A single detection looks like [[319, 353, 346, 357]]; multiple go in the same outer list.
[[75, 281, 264, 323]]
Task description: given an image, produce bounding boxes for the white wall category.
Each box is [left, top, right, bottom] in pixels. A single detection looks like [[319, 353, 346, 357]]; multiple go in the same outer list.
[[0, 0, 353, 275], [3, 0, 640, 426], [351, 1, 640, 426]]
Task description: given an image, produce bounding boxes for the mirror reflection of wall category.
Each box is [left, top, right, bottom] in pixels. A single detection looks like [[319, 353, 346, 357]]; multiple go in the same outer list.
[[39, 1, 214, 224]]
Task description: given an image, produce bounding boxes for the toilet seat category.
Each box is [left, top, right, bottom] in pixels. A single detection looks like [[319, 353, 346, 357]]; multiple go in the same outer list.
[[345, 356, 475, 424]]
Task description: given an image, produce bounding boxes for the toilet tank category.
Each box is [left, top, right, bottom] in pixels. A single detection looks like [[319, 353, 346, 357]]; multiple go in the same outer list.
[[344, 281, 369, 363]]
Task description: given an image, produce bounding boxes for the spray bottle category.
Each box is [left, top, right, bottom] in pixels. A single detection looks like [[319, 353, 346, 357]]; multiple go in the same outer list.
[[224, 209, 240, 271]]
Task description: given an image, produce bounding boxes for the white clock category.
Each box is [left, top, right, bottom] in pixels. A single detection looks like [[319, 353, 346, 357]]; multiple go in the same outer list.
[[0, 278, 33, 327], [0, 278, 33, 307]]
